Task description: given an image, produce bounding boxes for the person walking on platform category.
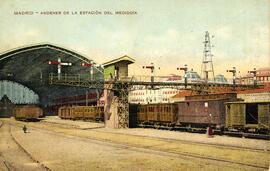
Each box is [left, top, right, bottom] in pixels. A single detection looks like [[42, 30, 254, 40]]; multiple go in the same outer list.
[[23, 125, 27, 133]]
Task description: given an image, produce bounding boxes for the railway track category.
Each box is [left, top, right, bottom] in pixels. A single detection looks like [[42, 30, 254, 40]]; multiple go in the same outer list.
[[9, 121, 269, 170], [94, 129, 269, 153], [1, 160, 12, 171], [0, 120, 51, 171], [0, 157, 19, 171], [40, 120, 269, 153], [8, 124, 51, 171], [42, 119, 270, 140], [137, 124, 270, 140], [80, 135, 269, 170], [3, 161, 11, 171], [0, 122, 11, 171]]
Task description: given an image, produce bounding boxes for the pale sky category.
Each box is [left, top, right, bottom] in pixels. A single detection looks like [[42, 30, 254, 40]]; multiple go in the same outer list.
[[0, 0, 269, 78]]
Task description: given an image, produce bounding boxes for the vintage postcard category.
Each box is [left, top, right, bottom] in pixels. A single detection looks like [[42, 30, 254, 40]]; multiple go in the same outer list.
[[0, 0, 269, 170]]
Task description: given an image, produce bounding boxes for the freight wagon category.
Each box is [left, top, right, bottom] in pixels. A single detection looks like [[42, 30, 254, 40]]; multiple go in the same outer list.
[[176, 93, 238, 129], [137, 103, 178, 127], [135, 93, 238, 129], [58, 106, 104, 121], [176, 98, 237, 129], [225, 102, 270, 133], [14, 105, 43, 121], [58, 106, 74, 120]]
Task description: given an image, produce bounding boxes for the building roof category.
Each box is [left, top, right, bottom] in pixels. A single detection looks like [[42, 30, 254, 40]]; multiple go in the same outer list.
[[242, 67, 270, 78], [237, 82, 270, 94], [225, 101, 270, 104], [170, 90, 196, 98], [185, 70, 201, 80], [170, 82, 270, 99], [102, 55, 135, 67], [214, 74, 228, 83], [165, 74, 182, 81], [179, 97, 236, 102]]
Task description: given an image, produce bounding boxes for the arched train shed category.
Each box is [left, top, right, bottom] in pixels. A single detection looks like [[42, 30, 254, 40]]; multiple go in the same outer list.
[[0, 44, 104, 115]]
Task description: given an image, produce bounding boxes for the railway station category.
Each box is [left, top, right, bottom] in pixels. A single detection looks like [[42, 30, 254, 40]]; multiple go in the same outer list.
[[0, 0, 270, 168], [0, 42, 269, 171]]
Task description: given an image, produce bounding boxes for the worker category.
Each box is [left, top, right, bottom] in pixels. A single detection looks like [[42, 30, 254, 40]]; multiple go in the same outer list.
[[23, 125, 27, 133]]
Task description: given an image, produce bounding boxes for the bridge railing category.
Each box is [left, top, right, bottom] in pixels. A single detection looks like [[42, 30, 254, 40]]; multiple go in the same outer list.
[[49, 73, 258, 86], [49, 73, 103, 83]]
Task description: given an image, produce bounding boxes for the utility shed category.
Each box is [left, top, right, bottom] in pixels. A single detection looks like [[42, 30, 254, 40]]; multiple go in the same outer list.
[[0, 95, 14, 118], [103, 55, 135, 80]]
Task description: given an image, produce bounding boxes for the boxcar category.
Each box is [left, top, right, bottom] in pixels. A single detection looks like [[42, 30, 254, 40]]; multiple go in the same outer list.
[[177, 93, 238, 129], [225, 102, 270, 133], [137, 103, 178, 126], [58, 106, 104, 121], [58, 106, 74, 119], [14, 105, 43, 121]]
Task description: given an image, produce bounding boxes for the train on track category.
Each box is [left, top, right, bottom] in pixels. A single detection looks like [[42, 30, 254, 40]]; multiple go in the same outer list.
[[135, 101, 270, 134], [14, 105, 43, 121], [57, 93, 269, 134], [134, 93, 269, 134]]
